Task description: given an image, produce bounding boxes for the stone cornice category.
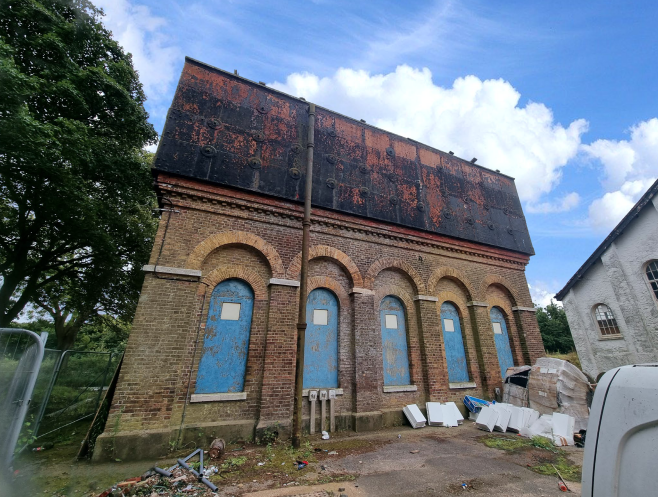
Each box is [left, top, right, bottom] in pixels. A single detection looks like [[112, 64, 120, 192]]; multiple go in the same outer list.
[[413, 295, 439, 302], [512, 306, 537, 313], [143, 265, 202, 278], [269, 278, 300, 287], [155, 177, 530, 270]]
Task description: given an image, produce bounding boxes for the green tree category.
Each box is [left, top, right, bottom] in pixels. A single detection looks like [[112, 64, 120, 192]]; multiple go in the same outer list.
[[0, 0, 157, 348], [536, 302, 575, 354]]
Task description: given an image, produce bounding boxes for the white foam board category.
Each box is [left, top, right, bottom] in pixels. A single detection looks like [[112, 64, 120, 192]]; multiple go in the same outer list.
[[521, 407, 540, 429], [552, 412, 575, 446], [426, 402, 445, 426], [506, 405, 524, 433], [492, 404, 511, 432], [403, 404, 426, 429], [442, 404, 459, 427], [475, 405, 498, 432], [444, 402, 464, 425]]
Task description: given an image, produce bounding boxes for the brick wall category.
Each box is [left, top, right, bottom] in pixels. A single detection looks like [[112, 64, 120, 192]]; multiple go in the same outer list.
[[105, 173, 544, 442]]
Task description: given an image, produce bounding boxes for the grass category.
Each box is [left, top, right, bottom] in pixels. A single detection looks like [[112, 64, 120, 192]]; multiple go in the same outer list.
[[480, 434, 581, 482], [546, 350, 581, 370], [482, 435, 558, 452]]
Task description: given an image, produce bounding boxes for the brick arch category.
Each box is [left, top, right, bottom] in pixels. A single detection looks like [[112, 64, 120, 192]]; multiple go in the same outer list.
[[186, 231, 285, 277], [374, 285, 416, 315], [307, 276, 350, 309], [287, 245, 363, 288], [364, 258, 426, 294], [479, 274, 520, 305], [486, 297, 514, 318], [435, 291, 469, 317], [199, 266, 268, 300], [427, 267, 475, 300]]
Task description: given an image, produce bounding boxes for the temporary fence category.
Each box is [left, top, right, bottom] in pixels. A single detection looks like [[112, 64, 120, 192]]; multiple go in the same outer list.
[[0, 329, 47, 469], [26, 349, 122, 447]]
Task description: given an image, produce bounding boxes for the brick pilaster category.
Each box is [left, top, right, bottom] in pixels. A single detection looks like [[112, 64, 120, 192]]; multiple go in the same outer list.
[[256, 284, 299, 434], [415, 299, 449, 401], [352, 291, 382, 415], [468, 303, 501, 396], [513, 308, 545, 365]]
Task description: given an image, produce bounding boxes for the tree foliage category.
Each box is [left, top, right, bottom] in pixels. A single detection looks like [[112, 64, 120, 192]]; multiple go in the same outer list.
[[536, 302, 575, 354], [0, 0, 157, 348]]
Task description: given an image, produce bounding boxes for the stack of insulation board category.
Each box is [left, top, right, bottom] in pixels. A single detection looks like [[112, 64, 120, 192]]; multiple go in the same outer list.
[[474, 402, 576, 446], [403, 404, 427, 429], [426, 402, 464, 427]]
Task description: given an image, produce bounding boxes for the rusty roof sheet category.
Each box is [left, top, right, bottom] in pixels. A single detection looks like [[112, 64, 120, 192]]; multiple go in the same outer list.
[[154, 57, 535, 256]]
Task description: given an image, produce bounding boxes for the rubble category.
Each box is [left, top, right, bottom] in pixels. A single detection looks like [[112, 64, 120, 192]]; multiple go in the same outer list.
[[505, 357, 592, 431]]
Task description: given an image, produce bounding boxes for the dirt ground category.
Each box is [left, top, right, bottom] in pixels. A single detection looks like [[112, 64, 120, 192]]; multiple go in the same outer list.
[[7, 421, 583, 496]]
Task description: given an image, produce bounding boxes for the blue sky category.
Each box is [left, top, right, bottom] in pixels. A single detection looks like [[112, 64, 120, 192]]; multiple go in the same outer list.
[[97, 0, 658, 306]]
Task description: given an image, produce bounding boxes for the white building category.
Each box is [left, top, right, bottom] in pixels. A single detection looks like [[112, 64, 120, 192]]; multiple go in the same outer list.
[[556, 179, 658, 380]]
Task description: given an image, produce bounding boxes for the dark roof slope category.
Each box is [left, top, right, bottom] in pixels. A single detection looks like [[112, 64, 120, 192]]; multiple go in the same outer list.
[[154, 57, 535, 255], [555, 178, 658, 300]]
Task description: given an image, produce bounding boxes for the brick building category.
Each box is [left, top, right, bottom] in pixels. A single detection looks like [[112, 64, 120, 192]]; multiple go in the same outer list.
[[95, 57, 544, 461]]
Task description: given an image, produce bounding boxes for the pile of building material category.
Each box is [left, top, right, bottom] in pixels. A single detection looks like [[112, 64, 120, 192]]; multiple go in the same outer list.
[[474, 402, 576, 446], [403, 402, 465, 429], [426, 402, 464, 427], [504, 357, 592, 431]]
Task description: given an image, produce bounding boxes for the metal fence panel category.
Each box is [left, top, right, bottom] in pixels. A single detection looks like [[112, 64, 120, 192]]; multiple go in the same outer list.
[[0, 329, 46, 469]]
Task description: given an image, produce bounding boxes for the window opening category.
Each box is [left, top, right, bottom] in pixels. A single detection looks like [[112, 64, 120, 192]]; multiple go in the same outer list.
[[594, 304, 620, 336]]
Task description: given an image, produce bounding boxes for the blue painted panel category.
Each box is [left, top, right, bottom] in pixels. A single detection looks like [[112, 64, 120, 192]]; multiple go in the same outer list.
[[441, 302, 470, 383], [380, 296, 411, 386], [490, 307, 514, 379], [195, 279, 254, 393], [304, 288, 338, 388]]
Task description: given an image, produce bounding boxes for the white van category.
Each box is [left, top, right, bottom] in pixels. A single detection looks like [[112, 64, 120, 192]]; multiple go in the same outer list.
[[581, 364, 658, 496]]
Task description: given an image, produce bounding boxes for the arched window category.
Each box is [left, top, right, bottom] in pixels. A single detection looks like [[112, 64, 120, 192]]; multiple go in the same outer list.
[[380, 296, 411, 386], [490, 307, 514, 379], [196, 279, 254, 394], [594, 304, 620, 336], [440, 302, 470, 383], [646, 261, 658, 301], [304, 288, 339, 388]]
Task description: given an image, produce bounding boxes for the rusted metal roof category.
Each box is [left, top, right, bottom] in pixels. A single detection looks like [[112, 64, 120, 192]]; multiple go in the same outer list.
[[154, 57, 535, 256]]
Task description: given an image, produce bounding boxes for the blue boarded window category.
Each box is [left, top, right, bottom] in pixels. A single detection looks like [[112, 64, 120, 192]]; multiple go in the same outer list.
[[440, 302, 470, 383], [490, 306, 514, 379], [380, 296, 411, 386], [304, 288, 339, 388], [195, 279, 254, 394]]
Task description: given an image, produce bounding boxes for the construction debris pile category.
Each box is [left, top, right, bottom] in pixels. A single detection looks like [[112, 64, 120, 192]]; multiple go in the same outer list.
[[473, 402, 577, 446], [96, 442, 225, 497], [463, 357, 592, 447]]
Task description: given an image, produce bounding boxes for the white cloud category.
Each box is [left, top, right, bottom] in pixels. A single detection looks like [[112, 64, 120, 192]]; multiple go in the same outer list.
[[271, 66, 588, 204], [583, 118, 658, 231], [528, 282, 561, 308], [96, 0, 180, 106], [588, 178, 656, 231], [526, 192, 581, 214]]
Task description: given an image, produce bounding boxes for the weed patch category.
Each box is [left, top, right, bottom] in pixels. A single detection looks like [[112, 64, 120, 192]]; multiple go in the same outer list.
[[480, 434, 580, 482]]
